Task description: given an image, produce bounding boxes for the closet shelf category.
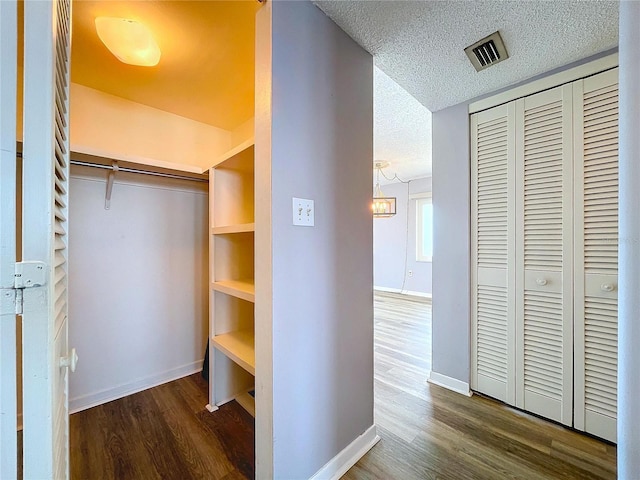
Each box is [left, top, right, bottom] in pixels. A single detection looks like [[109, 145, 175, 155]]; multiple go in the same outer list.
[[212, 329, 255, 376], [71, 149, 209, 177], [212, 223, 255, 235], [209, 138, 255, 170], [235, 391, 255, 417], [212, 279, 255, 303]]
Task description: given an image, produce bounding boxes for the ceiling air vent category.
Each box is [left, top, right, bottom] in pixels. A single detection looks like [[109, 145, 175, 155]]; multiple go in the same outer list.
[[464, 31, 509, 72]]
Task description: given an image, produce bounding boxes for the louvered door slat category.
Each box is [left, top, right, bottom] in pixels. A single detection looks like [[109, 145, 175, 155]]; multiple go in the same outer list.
[[515, 84, 573, 425], [523, 103, 562, 120], [573, 68, 618, 443], [584, 118, 617, 133], [53, 2, 71, 479], [471, 104, 516, 404]]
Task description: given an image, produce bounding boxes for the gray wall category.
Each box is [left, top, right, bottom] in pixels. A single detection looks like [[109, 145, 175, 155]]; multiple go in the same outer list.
[[270, 2, 374, 478], [431, 104, 471, 382], [374, 177, 432, 295], [431, 49, 618, 385], [68, 167, 209, 411], [618, 3, 640, 476]]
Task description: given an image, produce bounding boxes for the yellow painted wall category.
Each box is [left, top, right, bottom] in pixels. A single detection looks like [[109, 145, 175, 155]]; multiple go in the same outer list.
[[17, 82, 237, 173], [69, 84, 233, 172], [231, 117, 255, 146]]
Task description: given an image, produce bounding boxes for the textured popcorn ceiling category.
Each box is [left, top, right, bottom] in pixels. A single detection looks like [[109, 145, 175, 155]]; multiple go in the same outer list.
[[375, 66, 432, 183], [316, 0, 619, 113]]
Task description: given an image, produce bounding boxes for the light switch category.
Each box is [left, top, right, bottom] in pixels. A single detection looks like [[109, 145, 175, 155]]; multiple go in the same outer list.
[[292, 197, 314, 226]]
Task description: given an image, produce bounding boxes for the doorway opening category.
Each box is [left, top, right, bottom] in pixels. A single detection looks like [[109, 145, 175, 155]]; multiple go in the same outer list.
[[371, 65, 433, 442]]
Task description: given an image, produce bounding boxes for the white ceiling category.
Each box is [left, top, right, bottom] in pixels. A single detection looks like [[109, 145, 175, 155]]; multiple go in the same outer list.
[[316, 1, 619, 113], [374, 66, 431, 183], [320, 0, 618, 185]]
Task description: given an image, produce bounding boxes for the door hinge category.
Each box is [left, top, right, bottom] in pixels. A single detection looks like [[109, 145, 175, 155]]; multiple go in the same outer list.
[[12, 261, 47, 315], [0, 287, 16, 316]]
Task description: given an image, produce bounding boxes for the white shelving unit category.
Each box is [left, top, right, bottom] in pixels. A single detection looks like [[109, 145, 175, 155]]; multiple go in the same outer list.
[[212, 330, 255, 375], [211, 223, 255, 235], [211, 279, 255, 303], [208, 140, 256, 416]]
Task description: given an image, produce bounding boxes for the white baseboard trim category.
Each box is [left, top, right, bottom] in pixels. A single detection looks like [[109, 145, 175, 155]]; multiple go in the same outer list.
[[374, 286, 431, 299], [427, 371, 473, 397], [309, 425, 379, 480], [69, 360, 203, 414]]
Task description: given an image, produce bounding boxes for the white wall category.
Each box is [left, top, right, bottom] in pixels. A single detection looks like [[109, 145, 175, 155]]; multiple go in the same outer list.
[[68, 166, 209, 412], [267, 2, 375, 477], [374, 177, 432, 295]]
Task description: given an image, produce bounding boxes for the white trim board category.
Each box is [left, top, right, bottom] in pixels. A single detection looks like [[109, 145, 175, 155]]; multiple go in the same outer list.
[[468, 53, 618, 114], [410, 192, 432, 200], [71, 144, 207, 175], [427, 371, 473, 397], [309, 425, 379, 480], [69, 360, 203, 414], [374, 286, 432, 299]]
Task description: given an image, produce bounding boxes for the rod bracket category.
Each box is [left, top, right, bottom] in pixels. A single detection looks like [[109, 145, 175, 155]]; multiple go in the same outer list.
[[105, 161, 119, 210]]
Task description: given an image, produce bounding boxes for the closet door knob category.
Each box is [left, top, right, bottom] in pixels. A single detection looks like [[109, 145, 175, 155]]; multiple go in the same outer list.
[[536, 278, 547, 286], [60, 348, 79, 373], [601, 283, 615, 292]]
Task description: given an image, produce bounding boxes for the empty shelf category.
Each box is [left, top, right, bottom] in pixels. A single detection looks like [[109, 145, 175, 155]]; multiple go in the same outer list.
[[235, 391, 255, 417], [212, 223, 255, 235], [209, 138, 255, 170], [212, 280, 255, 302], [212, 329, 255, 375]]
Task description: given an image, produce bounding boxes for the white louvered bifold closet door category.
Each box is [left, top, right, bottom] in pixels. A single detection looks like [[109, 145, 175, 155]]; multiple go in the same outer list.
[[471, 103, 516, 404], [22, 1, 73, 478], [514, 84, 574, 425], [573, 68, 619, 443]]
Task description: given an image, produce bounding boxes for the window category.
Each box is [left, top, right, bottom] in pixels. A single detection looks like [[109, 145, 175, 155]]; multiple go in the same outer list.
[[417, 196, 433, 262]]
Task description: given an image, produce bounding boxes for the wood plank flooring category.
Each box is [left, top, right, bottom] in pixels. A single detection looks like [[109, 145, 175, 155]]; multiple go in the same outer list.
[[344, 291, 617, 480], [64, 291, 616, 479], [69, 374, 254, 480]]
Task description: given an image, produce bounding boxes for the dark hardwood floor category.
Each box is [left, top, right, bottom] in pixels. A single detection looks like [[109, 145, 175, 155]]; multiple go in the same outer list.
[[70, 374, 254, 480], [344, 291, 617, 480], [65, 291, 617, 479]]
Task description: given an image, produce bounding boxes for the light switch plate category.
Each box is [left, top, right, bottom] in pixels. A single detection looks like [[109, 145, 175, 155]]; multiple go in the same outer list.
[[292, 197, 314, 226]]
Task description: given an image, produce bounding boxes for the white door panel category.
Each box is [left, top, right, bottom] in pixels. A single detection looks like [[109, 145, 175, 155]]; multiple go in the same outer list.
[[471, 103, 516, 404], [573, 68, 619, 443], [22, 0, 72, 478], [515, 84, 574, 426]]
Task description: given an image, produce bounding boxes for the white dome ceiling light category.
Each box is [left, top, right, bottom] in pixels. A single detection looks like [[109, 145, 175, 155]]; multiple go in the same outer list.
[[95, 17, 161, 67]]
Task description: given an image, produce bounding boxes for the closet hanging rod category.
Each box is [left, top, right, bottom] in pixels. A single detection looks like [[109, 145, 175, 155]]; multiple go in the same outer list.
[[70, 160, 209, 183], [16, 151, 208, 183]]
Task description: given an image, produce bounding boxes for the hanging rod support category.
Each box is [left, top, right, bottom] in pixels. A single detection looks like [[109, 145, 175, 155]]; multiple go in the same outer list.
[[105, 161, 118, 210]]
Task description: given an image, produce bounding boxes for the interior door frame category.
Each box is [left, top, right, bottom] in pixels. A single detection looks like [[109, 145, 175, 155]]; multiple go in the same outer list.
[[0, 1, 19, 478]]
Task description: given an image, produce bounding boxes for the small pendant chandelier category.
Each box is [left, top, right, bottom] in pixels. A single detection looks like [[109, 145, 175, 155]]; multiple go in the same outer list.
[[372, 162, 396, 217]]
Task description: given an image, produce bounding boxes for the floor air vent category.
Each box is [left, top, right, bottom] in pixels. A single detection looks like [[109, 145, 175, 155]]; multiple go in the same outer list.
[[464, 31, 509, 72]]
